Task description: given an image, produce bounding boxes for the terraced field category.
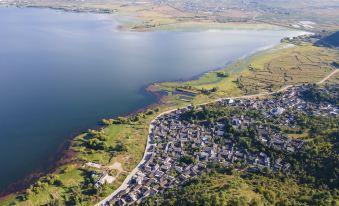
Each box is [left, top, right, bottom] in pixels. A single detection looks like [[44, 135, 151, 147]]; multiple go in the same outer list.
[[237, 44, 339, 94], [325, 70, 339, 84]]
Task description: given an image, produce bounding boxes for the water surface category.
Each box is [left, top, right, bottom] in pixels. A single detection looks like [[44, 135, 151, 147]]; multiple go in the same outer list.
[[0, 7, 304, 191]]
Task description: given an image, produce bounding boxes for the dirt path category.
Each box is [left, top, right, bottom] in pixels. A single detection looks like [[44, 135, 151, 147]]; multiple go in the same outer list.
[[317, 69, 338, 84], [107, 162, 124, 173]]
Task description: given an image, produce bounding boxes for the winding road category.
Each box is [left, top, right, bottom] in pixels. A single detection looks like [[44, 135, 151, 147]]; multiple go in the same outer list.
[[95, 69, 338, 206]]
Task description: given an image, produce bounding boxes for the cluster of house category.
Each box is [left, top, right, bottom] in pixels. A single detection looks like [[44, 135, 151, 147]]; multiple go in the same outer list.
[[93, 173, 116, 188], [104, 85, 337, 206], [282, 34, 320, 44], [84, 162, 117, 188]]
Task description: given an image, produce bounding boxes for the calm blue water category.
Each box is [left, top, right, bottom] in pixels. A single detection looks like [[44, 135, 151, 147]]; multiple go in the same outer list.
[[0, 7, 304, 191]]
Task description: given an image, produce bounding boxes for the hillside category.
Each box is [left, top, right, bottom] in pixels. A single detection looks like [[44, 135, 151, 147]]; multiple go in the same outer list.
[[316, 31, 339, 48], [143, 84, 339, 206], [143, 172, 338, 206]]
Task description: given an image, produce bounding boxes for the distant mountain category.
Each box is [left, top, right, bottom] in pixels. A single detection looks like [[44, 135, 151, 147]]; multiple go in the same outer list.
[[316, 31, 339, 48]]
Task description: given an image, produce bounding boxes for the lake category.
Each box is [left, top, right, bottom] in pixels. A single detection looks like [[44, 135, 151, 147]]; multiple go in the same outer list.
[[0, 7, 304, 191]]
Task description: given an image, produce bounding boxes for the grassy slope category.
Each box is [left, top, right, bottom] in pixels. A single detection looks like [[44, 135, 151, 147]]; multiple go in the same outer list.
[[238, 43, 339, 93], [1, 43, 338, 206], [325, 70, 339, 84]]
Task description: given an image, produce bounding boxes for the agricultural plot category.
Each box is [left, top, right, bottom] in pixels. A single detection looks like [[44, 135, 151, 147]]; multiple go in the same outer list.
[[325, 71, 339, 84], [237, 45, 339, 94]]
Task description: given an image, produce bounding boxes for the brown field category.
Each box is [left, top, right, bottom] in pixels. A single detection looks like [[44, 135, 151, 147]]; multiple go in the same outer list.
[[237, 44, 339, 94], [324, 69, 339, 84]]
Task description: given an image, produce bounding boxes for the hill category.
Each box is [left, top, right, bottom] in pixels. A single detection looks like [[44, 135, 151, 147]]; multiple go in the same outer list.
[[316, 31, 339, 48], [142, 85, 339, 206]]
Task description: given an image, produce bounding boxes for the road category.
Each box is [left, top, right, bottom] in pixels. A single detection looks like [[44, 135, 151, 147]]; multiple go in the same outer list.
[[94, 69, 338, 206], [317, 69, 338, 84], [94, 109, 177, 206]]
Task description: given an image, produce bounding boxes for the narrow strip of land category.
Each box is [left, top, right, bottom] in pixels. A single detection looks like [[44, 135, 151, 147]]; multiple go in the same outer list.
[[95, 69, 338, 206]]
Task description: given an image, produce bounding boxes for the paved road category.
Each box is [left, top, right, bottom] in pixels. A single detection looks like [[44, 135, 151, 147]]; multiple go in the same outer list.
[[94, 109, 177, 206], [94, 69, 338, 206]]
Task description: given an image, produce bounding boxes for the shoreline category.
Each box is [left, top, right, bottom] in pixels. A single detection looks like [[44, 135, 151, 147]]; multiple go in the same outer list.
[[0, 6, 310, 201], [0, 87, 162, 197], [0, 4, 116, 14], [0, 38, 306, 199], [0, 5, 293, 32]]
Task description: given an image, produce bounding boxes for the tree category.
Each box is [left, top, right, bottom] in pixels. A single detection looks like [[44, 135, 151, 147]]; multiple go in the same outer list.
[[216, 71, 230, 78], [180, 155, 196, 165], [101, 118, 114, 125]]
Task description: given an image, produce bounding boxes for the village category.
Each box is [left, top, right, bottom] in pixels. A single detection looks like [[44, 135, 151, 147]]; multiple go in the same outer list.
[[96, 84, 337, 206]]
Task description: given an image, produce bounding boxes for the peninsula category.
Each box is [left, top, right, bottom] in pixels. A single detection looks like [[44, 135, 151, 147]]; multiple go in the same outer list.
[[0, 1, 338, 206]]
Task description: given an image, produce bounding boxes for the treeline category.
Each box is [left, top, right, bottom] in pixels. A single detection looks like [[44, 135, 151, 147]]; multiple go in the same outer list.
[[101, 108, 160, 126]]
